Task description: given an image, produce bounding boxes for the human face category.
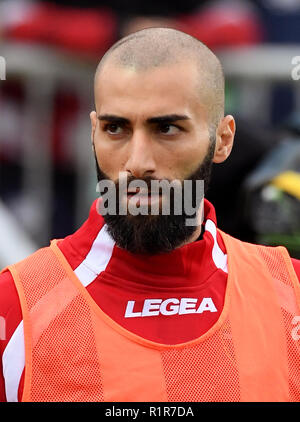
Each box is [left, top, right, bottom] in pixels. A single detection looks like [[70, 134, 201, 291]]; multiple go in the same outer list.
[[91, 61, 213, 188], [90, 61, 221, 253]]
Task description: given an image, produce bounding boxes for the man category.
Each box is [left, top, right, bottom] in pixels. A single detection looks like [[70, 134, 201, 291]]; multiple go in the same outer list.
[[1, 27, 300, 402]]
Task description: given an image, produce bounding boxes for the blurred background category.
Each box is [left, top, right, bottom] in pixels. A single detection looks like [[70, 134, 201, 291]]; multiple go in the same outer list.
[[0, 0, 300, 267]]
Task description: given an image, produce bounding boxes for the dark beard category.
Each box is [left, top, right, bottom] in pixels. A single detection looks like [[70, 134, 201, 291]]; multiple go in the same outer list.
[[94, 142, 215, 255]]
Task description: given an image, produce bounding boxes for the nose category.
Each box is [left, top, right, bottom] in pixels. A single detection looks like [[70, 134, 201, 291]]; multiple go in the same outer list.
[[124, 130, 156, 178]]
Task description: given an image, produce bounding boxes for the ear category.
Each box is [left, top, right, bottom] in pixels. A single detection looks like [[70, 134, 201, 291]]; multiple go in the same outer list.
[[213, 115, 236, 164], [90, 111, 97, 144]]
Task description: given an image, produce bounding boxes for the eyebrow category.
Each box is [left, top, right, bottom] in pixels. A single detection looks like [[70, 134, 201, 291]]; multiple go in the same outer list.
[[97, 114, 191, 125], [147, 114, 191, 124], [98, 114, 130, 124]]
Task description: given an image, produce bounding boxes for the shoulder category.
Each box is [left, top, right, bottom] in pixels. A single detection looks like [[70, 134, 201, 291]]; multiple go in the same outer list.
[[0, 270, 21, 317], [291, 258, 300, 282], [218, 230, 300, 281]]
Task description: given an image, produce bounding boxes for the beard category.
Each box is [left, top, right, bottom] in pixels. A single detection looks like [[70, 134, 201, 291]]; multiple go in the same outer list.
[[94, 142, 215, 255]]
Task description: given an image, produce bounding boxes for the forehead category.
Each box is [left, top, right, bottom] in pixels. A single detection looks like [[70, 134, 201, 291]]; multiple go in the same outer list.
[[94, 62, 206, 118]]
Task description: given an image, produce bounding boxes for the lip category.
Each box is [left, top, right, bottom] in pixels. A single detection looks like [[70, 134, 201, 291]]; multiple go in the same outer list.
[[126, 191, 162, 205]]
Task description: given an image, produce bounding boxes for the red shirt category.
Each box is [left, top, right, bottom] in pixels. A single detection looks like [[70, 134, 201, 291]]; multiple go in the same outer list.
[[0, 199, 299, 402]]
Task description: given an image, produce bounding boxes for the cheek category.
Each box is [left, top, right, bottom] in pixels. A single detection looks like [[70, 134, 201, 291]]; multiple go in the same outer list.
[[94, 141, 126, 181], [96, 149, 116, 176], [171, 145, 208, 180]]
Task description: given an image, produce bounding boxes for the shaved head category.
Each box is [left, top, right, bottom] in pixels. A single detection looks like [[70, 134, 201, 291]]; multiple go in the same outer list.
[[94, 27, 225, 132]]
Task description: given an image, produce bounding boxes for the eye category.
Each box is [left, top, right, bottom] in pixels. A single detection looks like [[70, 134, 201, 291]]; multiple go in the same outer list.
[[159, 123, 180, 135], [104, 123, 124, 135]]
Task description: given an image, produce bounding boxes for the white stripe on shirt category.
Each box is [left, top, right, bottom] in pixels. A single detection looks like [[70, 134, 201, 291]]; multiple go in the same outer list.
[[205, 219, 228, 274]]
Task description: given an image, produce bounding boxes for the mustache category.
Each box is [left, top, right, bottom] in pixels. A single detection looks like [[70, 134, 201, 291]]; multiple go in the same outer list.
[[95, 165, 182, 192], [115, 175, 176, 191]]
